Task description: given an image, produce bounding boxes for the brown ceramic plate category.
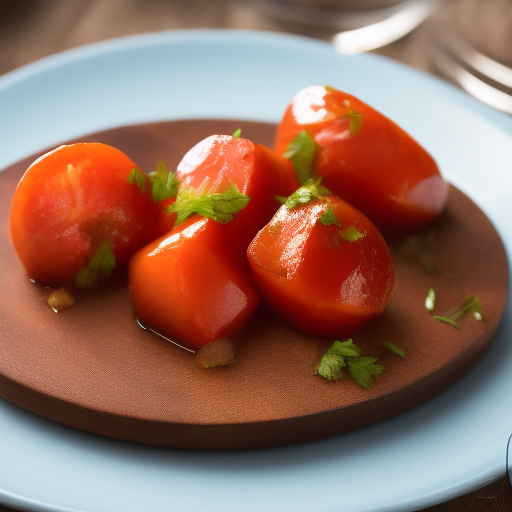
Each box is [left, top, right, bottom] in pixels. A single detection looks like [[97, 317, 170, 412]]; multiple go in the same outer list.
[[0, 119, 508, 450]]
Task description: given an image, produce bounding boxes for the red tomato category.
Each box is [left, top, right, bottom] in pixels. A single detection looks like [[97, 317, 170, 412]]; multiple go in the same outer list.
[[274, 85, 448, 231], [175, 133, 299, 263], [129, 216, 260, 351], [153, 197, 177, 239], [129, 133, 298, 350], [9, 143, 159, 288], [247, 196, 396, 338]]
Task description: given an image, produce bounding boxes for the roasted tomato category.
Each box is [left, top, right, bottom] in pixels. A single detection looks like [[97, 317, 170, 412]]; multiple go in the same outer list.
[[274, 85, 448, 231], [129, 132, 298, 351], [129, 216, 260, 352], [9, 142, 159, 288], [247, 194, 396, 338]]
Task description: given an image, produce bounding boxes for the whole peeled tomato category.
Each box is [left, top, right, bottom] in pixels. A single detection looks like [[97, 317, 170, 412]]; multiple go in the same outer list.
[[9, 142, 159, 288], [129, 216, 261, 352], [247, 195, 396, 338], [174, 132, 299, 263], [128, 131, 298, 351], [274, 85, 449, 231]]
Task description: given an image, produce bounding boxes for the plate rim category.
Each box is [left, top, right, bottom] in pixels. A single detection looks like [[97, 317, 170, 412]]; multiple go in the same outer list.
[[1, 28, 512, 512]]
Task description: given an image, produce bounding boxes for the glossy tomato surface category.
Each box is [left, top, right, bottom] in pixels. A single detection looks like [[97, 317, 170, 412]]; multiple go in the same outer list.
[[274, 85, 448, 231], [247, 197, 396, 338], [129, 216, 260, 351], [175, 133, 299, 261], [129, 133, 298, 351], [9, 142, 158, 287]]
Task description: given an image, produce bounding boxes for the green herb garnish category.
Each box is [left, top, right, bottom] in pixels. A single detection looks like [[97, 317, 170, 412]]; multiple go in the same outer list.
[[127, 167, 147, 194], [148, 162, 179, 203], [325, 339, 362, 358], [128, 164, 179, 203], [340, 101, 363, 136], [433, 316, 461, 329], [75, 242, 116, 288], [317, 339, 383, 390], [347, 357, 384, 390], [447, 296, 483, 322], [338, 226, 365, 242], [399, 233, 436, 274], [318, 201, 365, 242], [384, 342, 406, 358], [280, 185, 365, 244], [316, 353, 346, 381], [283, 129, 317, 184], [170, 181, 250, 226], [232, 128, 242, 138], [426, 289, 483, 329], [425, 288, 436, 311], [276, 177, 329, 209], [316, 339, 360, 381], [319, 204, 341, 226]]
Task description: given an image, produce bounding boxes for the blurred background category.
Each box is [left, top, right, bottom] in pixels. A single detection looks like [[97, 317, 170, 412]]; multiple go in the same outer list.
[[1, 1, 511, 511], [1, 0, 511, 114]]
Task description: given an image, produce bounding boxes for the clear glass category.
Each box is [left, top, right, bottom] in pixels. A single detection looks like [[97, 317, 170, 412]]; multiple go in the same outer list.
[[426, 0, 512, 114], [244, 0, 440, 52]]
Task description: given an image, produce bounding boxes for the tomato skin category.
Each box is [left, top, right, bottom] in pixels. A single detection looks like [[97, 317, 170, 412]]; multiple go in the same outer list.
[[9, 143, 159, 287], [153, 197, 177, 239], [129, 216, 260, 351], [274, 85, 448, 231], [247, 197, 396, 338], [129, 134, 297, 350], [175, 134, 299, 263]]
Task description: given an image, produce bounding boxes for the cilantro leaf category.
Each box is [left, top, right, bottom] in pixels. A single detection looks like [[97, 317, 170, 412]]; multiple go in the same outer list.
[[171, 182, 250, 226], [127, 167, 147, 193], [347, 357, 384, 390], [283, 130, 317, 184], [148, 162, 179, 203], [75, 242, 116, 288]]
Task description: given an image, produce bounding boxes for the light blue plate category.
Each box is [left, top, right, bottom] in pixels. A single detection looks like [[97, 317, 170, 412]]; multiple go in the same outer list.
[[1, 29, 511, 512]]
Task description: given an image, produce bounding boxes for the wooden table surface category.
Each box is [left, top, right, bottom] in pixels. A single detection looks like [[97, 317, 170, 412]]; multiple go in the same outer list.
[[1, 1, 511, 511]]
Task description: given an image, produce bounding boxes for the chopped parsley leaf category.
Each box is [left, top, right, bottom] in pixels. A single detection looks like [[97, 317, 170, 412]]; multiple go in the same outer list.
[[317, 339, 383, 389], [283, 130, 317, 185], [75, 242, 116, 288], [127, 167, 146, 193], [148, 162, 179, 203], [170, 182, 250, 226]]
